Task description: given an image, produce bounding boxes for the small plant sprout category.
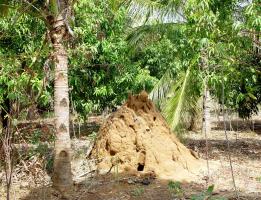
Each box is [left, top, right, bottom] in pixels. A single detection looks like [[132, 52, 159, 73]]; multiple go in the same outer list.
[[168, 181, 184, 198]]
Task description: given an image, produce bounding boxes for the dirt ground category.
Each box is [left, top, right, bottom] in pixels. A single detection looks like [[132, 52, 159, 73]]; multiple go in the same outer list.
[[0, 116, 261, 200]]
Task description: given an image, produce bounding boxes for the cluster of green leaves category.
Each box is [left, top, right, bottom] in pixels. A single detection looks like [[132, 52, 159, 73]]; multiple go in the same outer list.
[[168, 180, 184, 198], [0, 0, 159, 119], [0, 10, 52, 118], [131, 186, 145, 197], [184, 0, 261, 120], [207, 0, 261, 118], [168, 181, 227, 200], [130, 0, 261, 132], [69, 0, 157, 115], [191, 185, 227, 200], [0, 0, 260, 126]]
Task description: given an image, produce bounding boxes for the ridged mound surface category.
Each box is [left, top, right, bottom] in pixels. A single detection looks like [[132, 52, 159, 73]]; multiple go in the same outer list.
[[90, 91, 202, 180]]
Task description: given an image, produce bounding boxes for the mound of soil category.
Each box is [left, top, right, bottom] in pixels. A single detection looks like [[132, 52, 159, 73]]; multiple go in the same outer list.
[[90, 91, 202, 180]]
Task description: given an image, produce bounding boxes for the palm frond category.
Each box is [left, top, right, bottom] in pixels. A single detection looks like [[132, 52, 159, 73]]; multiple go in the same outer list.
[[0, 1, 47, 22], [149, 69, 174, 103], [126, 0, 185, 25], [21, 0, 48, 20], [163, 66, 191, 130], [0, 0, 12, 16], [162, 59, 202, 131], [127, 22, 185, 47]]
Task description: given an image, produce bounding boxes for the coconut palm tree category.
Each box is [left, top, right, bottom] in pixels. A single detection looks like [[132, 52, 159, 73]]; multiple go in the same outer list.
[[126, 0, 252, 134], [125, 0, 206, 132], [0, 0, 74, 193]]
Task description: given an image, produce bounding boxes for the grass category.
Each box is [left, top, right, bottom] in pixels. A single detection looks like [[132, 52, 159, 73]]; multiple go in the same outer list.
[[256, 176, 261, 182], [131, 186, 145, 197]]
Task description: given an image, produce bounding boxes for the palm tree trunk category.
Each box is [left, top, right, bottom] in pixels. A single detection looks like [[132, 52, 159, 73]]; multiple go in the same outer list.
[[49, 14, 73, 192]]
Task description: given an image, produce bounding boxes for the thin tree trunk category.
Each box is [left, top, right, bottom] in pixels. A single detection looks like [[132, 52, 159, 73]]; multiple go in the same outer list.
[[3, 120, 13, 200], [201, 50, 211, 178], [0, 109, 3, 133], [49, 14, 73, 192], [202, 83, 211, 177], [3, 130, 12, 200], [203, 87, 211, 135], [201, 50, 211, 135]]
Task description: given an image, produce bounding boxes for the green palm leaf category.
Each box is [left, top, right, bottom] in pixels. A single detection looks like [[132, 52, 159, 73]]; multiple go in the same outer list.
[[127, 22, 185, 47], [126, 0, 185, 24], [162, 58, 202, 131], [163, 65, 192, 130], [0, 0, 11, 16], [149, 69, 174, 103]]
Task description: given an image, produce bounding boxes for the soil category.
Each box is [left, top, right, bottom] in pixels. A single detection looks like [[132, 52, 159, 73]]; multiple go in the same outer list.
[[0, 99, 260, 199], [1, 129, 260, 199]]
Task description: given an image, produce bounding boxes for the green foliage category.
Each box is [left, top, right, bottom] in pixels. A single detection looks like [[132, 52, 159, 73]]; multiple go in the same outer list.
[[131, 186, 144, 197], [29, 130, 42, 144], [45, 154, 54, 174], [168, 181, 184, 198], [163, 60, 202, 131], [69, 0, 157, 115], [138, 36, 180, 79], [132, 0, 261, 130], [28, 142, 54, 174], [0, 0, 260, 130], [0, 9, 52, 118], [167, 182, 227, 200], [191, 185, 214, 200], [207, 1, 261, 118], [191, 185, 227, 200], [49, 0, 59, 15], [88, 131, 97, 141], [256, 176, 261, 183], [28, 129, 55, 145], [0, 0, 9, 16]]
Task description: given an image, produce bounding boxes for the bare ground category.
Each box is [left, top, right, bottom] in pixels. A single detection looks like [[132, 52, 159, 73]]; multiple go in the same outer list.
[[0, 118, 261, 200]]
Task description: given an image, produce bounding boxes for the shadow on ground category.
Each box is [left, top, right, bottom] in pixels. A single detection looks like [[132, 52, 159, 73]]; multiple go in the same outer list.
[[186, 137, 261, 160], [19, 174, 260, 200], [212, 119, 261, 135]]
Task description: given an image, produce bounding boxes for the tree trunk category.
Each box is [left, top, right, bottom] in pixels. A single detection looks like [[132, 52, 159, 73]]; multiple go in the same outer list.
[[0, 109, 3, 133], [49, 14, 73, 192], [202, 84, 211, 176], [201, 50, 211, 135], [203, 86, 211, 135]]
